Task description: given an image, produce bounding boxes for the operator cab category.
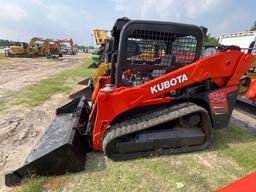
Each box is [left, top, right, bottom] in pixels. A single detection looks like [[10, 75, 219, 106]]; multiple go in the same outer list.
[[14, 42, 28, 49], [110, 19, 207, 87]]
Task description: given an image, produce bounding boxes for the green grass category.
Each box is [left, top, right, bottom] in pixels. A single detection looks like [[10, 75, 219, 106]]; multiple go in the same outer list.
[[19, 125, 256, 192], [0, 102, 8, 112], [0, 90, 18, 112], [214, 125, 256, 171], [20, 178, 47, 192], [15, 57, 94, 106], [20, 176, 67, 192], [0, 53, 7, 60]]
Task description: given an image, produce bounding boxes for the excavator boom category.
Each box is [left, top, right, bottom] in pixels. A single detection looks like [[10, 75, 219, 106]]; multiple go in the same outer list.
[[93, 29, 111, 45]]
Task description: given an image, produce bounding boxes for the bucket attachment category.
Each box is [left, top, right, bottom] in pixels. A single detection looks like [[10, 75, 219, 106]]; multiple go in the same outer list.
[[88, 62, 99, 68], [88, 55, 100, 68], [5, 97, 91, 187], [69, 77, 93, 100]]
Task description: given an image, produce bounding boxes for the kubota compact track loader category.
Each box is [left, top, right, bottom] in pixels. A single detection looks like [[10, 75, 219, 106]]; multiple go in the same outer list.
[[5, 19, 254, 186]]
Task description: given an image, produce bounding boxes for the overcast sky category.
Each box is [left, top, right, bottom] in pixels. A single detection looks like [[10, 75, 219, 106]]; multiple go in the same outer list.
[[0, 0, 255, 45]]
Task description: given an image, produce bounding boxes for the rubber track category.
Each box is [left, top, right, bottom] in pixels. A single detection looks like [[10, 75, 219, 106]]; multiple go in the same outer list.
[[103, 102, 212, 160]]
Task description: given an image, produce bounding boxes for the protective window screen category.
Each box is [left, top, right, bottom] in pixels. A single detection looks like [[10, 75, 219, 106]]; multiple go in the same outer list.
[[123, 30, 198, 86]]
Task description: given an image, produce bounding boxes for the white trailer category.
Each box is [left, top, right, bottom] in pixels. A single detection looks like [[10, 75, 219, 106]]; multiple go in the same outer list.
[[219, 31, 256, 53], [219, 31, 256, 106]]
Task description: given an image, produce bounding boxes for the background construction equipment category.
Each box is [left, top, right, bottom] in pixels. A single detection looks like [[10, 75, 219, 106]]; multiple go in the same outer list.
[[219, 31, 256, 106]]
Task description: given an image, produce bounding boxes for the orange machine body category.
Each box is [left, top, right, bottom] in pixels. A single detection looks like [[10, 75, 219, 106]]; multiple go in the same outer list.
[[89, 50, 254, 150]]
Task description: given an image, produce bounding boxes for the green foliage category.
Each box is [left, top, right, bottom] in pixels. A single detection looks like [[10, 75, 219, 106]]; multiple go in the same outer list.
[[92, 55, 100, 63], [204, 33, 219, 46], [0, 39, 17, 47], [74, 44, 87, 50], [87, 46, 95, 49], [250, 20, 256, 31]]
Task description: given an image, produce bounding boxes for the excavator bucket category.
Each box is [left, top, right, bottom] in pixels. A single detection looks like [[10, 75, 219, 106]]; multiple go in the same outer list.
[[69, 77, 93, 100], [5, 97, 91, 187]]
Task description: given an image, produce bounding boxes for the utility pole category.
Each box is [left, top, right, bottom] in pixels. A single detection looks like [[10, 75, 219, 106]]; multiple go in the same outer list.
[[91, 33, 93, 49]]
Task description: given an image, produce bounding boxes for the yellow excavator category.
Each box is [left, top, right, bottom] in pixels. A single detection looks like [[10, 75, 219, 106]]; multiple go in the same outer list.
[[40, 39, 52, 56], [88, 29, 111, 68], [4, 42, 28, 56], [70, 28, 115, 99], [5, 37, 47, 57], [42, 39, 62, 58], [94, 29, 110, 44]]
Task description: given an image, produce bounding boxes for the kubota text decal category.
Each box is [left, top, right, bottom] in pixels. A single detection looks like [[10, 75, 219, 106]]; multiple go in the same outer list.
[[150, 74, 188, 94]]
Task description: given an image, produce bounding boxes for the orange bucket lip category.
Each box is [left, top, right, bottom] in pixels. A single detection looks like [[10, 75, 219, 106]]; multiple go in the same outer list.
[[214, 172, 256, 192]]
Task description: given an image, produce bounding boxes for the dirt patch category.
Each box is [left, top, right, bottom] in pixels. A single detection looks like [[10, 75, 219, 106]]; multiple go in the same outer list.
[[0, 53, 91, 191], [231, 107, 256, 133], [0, 53, 90, 97]]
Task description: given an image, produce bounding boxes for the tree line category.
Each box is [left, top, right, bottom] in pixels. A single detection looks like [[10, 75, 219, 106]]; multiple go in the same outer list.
[[0, 39, 18, 47], [204, 20, 256, 46], [0, 39, 89, 49]]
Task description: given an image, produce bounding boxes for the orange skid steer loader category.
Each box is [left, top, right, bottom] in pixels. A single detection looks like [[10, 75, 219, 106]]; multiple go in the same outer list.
[[5, 19, 254, 186]]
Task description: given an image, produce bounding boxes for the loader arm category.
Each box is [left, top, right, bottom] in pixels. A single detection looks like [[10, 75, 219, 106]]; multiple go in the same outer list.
[[40, 39, 56, 56], [41, 39, 49, 51], [59, 38, 75, 55], [90, 51, 254, 150], [59, 38, 74, 48], [27, 37, 45, 49], [53, 40, 61, 52]]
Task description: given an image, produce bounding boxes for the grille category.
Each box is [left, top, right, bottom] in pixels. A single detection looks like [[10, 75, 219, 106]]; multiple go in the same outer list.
[[123, 30, 198, 86]]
